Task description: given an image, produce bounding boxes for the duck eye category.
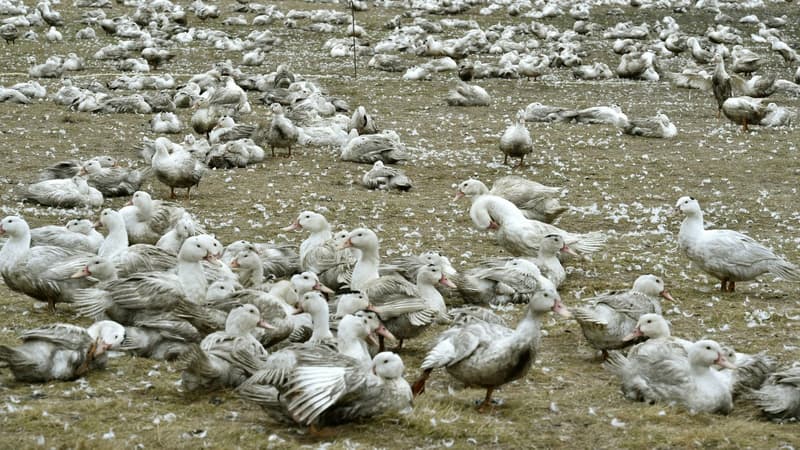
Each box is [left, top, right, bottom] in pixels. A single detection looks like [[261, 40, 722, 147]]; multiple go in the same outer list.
[[689, 197, 695, 200], [646, 320, 652, 323], [196, 244, 201, 248]]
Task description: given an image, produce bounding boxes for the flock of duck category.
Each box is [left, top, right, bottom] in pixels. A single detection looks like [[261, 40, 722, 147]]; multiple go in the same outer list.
[[0, 0, 799, 436]]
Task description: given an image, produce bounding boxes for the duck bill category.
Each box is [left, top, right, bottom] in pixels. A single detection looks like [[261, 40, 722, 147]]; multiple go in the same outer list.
[[715, 354, 737, 369], [552, 300, 572, 318], [292, 307, 304, 315], [314, 282, 335, 294], [71, 266, 92, 279], [340, 238, 353, 249], [0, 224, 5, 235], [204, 254, 221, 265], [453, 190, 465, 201], [439, 275, 457, 289], [622, 327, 643, 342], [93, 220, 103, 229], [487, 220, 500, 230], [375, 323, 396, 342], [660, 290, 675, 302], [229, 259, 240, 269], [125, 199, 133, 206], [282, 221, 301, 232], [257, 319, 275, 330], [560, 244, 579, 257]]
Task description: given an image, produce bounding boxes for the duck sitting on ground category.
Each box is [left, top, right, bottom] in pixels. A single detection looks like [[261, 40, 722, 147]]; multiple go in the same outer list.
[[0, 320, 125, 382]]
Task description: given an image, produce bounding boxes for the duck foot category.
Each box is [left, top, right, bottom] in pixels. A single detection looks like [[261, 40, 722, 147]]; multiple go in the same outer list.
[[475, 388, 499, 413], [411, 369, 431, 397]]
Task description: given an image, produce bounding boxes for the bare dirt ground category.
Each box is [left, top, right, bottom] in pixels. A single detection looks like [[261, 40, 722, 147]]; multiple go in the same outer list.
[[0, 0, 799, 448]]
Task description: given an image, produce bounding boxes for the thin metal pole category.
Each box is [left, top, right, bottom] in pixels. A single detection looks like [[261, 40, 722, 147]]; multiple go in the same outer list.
[[351, 2, 357, 79]]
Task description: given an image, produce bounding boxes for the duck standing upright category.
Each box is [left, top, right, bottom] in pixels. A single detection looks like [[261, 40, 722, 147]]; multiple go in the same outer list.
[[411, 283, 570, 411], [675, 196, 800, 292]]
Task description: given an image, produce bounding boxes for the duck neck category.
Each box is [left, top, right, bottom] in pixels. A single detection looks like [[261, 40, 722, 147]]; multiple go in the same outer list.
[[679, 210, 704, 244], [417, 279, 446, 314], [351, 247, 380, 291], [513, 308, 544, 348], [135, 199, 154, 222], [310, 308, 333, 341], [98, 219, 129, 258], [0, 229, 30, 272], [300, 225, 332, 261], [336, 329, 368, 362], [177, 259, 207, 303], [239, 263, 263, 288]]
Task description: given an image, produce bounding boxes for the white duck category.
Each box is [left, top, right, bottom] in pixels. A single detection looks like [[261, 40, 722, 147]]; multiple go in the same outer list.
[[283, 211, 354, 290], [72, 235, 220, 323], [180, 304, 271, 391], [340, 129, 409, 164], [30, 219, 102, 253], [0, 320, 125, 382], [22, 176, 103, 208], [622, 313, 693, 358], [361, 161, 413, 191], [457, 257, 552, 305], [531, 234, 577, 287], [675, 196, 800, 292], [412, 282, 570, 411], [239, 348, 412, 429], [446, 80, 491, 106], [150, 137, 206, 199], [574, 274, 674, 358], [499, 110, 533, 167], [119, 191, 188, 245], [0, 216, 104, 311], [336, 314, 375, 368], [155, 216, 197, 254], [604, 339, 735, 414], [341, 227, 381, 291], [622, 113, 678, 138], [455, 179, 606, 257]]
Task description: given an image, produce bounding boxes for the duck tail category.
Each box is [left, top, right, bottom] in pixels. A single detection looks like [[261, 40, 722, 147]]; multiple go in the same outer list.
[[0, 345, 20, 366], [602, 350, 629, 378], [770, 260, 800, 283], [570, 231, 607, 255], [750, 382, 800, 419]]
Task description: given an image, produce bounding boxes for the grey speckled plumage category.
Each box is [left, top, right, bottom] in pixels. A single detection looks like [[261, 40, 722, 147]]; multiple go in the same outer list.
[[81, 160, 151, 197], [120, 319, 201, 360], [412, 283, 569, 410], [0, 321, 124, 382], [751, 366, 800, 420], [150, 137, 206, 199], [239, 346, 411, 427], [574, 274, 673, 354], [340, 130, 409, 164], [489, 175, 566, 223], [361, 161, 412, 191], [265, 103, 299, 157]]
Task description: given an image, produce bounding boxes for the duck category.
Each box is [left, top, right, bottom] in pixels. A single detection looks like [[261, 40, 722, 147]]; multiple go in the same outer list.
[[282, 211, 354, 290], [30, 218, 102, 253], [238, 348, 412, 429], [711, 53, 732, 118], [265, 103, 299, 157], [340, 228, 382, 291], [446, 80, 491, 106], [229, 247, 276, 289], [0, 216, 106, 311], [751, 365, 800, 420], [0, 320, 125, 382], [730, 45, 764, 75], [411, 281, 570, 411], [760, 102, 796, 127], [675, 196, 800, 292], [717, 346, 776, 396], [340, 129, 410, 164], [294, 291, 335, 344], [555, 104, 629, 128], [180, 304, 271, 391], [572, 62, 614, 80], [80, 159, 150, 197], [221, 240, 300, 280], [455, 257, 550, 305], [524, 102, 570, 122], [455, 179, 607, 257], [622, 313, 693, 359], [499, 110, 533, 167], [616, 51, 658, 81], [155, 216, 197, 254], [22, 176, 103, 208], [38, 155, 117, 181], [119, 317, 202, 361], [686, 37, 714, 64], [604, 339, 735, 414], [361, 161, 413, 191], [363, 264, 455, 350], [72, 235, 220, 323], [732, 74, 777, 98], [150, 112, 182, 134], [119, 191, 189, 245], [488, 176, 566, 223], [335, 314, 375, 368], [721, 96, 768, 132], [531, 234, 577, 287], [191, 103, 221, 138], [383, 250, 457, 283], [350, 106, 379, 135], [574, 274, 674, 358], [150, 137, 206, 199], [622, 112, 677, 138]]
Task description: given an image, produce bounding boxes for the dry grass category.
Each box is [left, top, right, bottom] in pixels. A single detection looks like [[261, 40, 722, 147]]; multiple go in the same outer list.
[[1, 0, 799, 448]]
